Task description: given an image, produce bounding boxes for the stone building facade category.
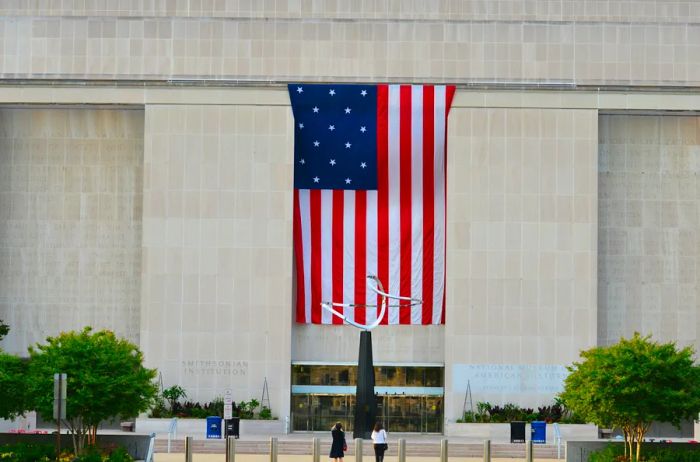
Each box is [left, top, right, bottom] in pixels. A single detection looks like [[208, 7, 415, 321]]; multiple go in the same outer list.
[[0, 1, 699, 432]]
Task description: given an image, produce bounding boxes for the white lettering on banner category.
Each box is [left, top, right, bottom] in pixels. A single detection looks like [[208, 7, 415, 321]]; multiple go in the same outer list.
[[181, 360, 248, 376], [452, 364, 568, 394]]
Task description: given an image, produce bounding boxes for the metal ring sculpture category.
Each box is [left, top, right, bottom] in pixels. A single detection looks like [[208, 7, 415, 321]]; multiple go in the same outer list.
[[321, 275, 422, 331]]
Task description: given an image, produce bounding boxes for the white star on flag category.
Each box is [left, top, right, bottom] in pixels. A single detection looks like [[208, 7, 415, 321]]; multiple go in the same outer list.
[[313, 106, 319, 113], [345, 178, 352, 184], [313, 176, 319, 183], [345, 107, 351, 114], [360, 126, 366, 133], [360, 162, 367, 168], [329, 89, 336, 96], [299, 123, 304, 129], [361, 89, 367, 96], [300, 159, 305, 164], [329, 159, 336, 166], [329, 125, 335, 131], [345, 142, 351, 148], [297, 87, 303, 93], [313, 140, 320, 147]]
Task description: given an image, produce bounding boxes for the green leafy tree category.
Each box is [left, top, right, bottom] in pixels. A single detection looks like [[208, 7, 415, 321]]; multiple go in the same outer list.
[[27, 328, 158, 455], [0, 319, 9, 342], [560, 333, 700, 462], [0, 352, 29, 419]]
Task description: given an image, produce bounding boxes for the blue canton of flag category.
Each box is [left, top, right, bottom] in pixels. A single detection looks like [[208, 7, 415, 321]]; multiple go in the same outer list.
[[289, 84, 378, 190]]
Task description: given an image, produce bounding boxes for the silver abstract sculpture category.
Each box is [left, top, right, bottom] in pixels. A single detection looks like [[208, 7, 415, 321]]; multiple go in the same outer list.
[[320, 275, 423, 438], [321, 275, 422, 330]]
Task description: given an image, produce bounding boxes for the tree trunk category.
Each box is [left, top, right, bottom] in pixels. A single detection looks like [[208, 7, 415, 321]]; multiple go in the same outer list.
[[635, 423, 649, 462], [622, 426, 632, 462]]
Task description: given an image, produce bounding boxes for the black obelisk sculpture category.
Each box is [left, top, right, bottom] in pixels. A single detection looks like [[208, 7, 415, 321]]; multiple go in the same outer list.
[[353, 330, 376, 439]]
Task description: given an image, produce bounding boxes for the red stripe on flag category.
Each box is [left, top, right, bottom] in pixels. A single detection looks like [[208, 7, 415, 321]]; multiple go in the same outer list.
[[354, 190, 367, 326], [332, 190, 344, 324], [399, 85, 412, 324], [293, 190, 306, 323], [310, 189, 322, 324], [377, 85, 389, 324], [442, 85, 456, 323], [422, 86, 435, 325]]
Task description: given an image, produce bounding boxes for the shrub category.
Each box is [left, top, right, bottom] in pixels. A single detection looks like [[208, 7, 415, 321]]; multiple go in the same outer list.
[[237, 399, 260, 419], [457, 400, 583, 424], [589, 444, 700, 462], [162, 385, 187, 412], [0, 443, 54, 462], [259, 406, 273, 420], [105, 446, 134, 462], [72, 446, 103, 462], [206, 397, 224, 418], [149, 395, 168, 418]]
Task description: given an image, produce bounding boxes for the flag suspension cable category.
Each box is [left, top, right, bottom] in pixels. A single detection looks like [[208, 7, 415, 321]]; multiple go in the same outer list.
[[321, 275, 422, 331]]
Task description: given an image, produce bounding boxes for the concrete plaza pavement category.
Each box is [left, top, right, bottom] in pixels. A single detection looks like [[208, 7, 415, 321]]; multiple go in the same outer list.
[[154, 456, 556, 462]]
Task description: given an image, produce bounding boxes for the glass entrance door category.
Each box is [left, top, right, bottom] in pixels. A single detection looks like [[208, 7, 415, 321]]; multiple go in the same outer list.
[[292, 394, 442, 433], [292, 394, 355, 432], [379, 396, 443, 433]]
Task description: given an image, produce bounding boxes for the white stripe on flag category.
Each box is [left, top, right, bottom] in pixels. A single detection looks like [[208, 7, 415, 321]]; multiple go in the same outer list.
[[365, 190, 378, 326], [320, 189, 333, 324], [387, 85, 401, 324], [343, 190, 356, 324], [411, 85, 424, 325], [298, 190, 312, 324]]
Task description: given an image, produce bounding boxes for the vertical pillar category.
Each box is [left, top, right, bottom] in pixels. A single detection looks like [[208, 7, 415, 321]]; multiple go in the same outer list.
[[355, 438, 363, 462], [526, 440, 533, 462], [226, 436, 236, 462], [398, 438, 406, 462], [313, 437, 320, 462], [483, 440, 490, 462], [354, 331, 376, 439], [185, 436, 193, 462], [270, 437, 278, 462], [440, 439, 448, 462]]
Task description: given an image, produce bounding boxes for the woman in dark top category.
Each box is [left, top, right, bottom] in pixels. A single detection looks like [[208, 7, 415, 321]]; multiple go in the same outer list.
[[329, 422, 346, 461]]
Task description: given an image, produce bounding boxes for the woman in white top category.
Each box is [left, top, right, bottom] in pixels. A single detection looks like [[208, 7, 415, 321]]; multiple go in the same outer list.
[[370, 422, 388, 462]]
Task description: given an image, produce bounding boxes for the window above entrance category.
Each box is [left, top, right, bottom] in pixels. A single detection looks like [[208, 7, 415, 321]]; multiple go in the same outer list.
[[291, 364, 444, 387]]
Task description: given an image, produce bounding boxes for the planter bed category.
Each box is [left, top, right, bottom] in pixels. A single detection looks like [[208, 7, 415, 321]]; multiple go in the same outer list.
[[445, 422, 597, 443], [136, 417, 285, 437]]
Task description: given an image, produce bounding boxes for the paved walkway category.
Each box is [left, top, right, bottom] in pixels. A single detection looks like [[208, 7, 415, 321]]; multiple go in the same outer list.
[[154, 456, 556, 462]]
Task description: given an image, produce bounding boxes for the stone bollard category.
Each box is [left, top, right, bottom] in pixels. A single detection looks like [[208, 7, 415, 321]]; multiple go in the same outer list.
[[270, 437, 278, 462], [312, 437, 320, 462], [526, 440, 533, 462], [226, 436, 236, 462], [483, 440, 490, 462], [398, 438, 406, 462], [440, 439, 448, 462], [355, 438, 363, 462], [185, 436, 193, 462]]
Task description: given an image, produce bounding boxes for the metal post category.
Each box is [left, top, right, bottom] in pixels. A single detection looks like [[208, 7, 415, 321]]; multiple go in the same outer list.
[[226, 436, 236, 462], [483, 440, 490, 462], [440, 439, 448, 462], [312, 437, 320, 462], [526, 440, 533, 462], [185, 436, 193, 462], [398, 438, 406, 462], [270, 437, 278, 462], [355, 438, 363, 462]]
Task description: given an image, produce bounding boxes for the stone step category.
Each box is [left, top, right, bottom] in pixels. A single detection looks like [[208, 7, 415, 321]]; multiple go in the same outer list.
[[155, 439, 559, 458]]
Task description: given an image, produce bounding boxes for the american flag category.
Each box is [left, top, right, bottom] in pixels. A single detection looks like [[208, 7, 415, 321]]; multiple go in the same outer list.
[[289, 84, 455, 325]]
